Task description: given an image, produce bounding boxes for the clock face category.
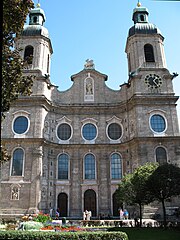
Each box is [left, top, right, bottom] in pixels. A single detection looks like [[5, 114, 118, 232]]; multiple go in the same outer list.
[[145, 74, 162, 89]]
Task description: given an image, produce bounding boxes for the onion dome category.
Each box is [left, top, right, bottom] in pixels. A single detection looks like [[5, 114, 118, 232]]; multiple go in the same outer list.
[[22, 3, 49, 38], [128, 2, 162, 37]]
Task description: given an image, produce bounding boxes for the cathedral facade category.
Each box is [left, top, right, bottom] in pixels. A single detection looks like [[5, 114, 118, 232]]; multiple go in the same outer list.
[[1, 3, 180, 219]]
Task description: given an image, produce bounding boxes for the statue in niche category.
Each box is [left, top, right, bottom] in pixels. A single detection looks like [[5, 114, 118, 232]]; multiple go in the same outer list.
[[86, 79, 93, 95], [11, 186, 19, 200]]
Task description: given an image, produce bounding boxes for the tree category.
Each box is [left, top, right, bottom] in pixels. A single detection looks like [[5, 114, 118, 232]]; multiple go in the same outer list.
[[147, 164, 180, 228], [1, 0, 34, 164], [116, 163, 158, 227], [2, 0, 34, 118]]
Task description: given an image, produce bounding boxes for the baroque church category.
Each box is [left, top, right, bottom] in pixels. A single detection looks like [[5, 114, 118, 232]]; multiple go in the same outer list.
[[1, 2, 180, 219]]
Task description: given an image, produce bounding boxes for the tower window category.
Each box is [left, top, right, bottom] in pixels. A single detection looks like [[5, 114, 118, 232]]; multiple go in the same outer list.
[[11, 148, 24, 176], [24, 46, 33, 64], [144, 44, 155, 62], [150, 114, 166, 133], [156, 147, 167, 165], [140, 15, 145, 21], [33, 16, 37, 23], [47, 54, 50, 73]]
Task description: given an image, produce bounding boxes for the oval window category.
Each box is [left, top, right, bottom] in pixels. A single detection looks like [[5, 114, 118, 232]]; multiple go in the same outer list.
[[150, 114, 166, 133], [13, 116, 28, 134], [57, 123, 71, 140]]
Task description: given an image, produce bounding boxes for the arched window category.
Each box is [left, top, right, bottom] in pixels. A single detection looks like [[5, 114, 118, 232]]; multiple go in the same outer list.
[[144, 44, 155, 62], [24, 45, 34, 64], [33, 16, 37, 24], [111, 153, 122, 179], [140, 15, 145, 21], [58, 154, 69, 180], [84, 154, 95, 179], [11, 148, 24, 176], [156, 147, 167, 165]]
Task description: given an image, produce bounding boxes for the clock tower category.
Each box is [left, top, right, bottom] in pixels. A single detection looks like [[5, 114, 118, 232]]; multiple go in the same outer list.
[[125, 2, 166, 74]]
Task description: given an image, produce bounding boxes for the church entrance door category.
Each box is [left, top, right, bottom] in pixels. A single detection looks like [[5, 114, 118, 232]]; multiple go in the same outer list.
[[84, 189, 96, 217], [57, 193, 68, 217]]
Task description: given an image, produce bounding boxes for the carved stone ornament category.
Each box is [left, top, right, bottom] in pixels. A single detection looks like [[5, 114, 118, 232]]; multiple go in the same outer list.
[[84, 59, 95, 69]]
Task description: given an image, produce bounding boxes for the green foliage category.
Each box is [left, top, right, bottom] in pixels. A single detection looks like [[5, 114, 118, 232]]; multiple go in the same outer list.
[[0, 230, 128, 240], [0, 145, 11, 164], [116, 163, 158, 227], [2, 0, 35, 165], [147, 164, 180, 201], [2, 0, 34, 118], [33, 212, 52, 223], [116, 163, 158, 206], [146, 164, 180, 227], [108, 227, 180, 240], [20, 221, 43, 230]]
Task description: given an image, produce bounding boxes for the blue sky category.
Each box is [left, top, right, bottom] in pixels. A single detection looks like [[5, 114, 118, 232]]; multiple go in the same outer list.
[[30, 0, 180, 123]]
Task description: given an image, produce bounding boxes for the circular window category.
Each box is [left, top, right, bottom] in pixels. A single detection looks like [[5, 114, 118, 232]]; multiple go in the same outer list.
[[13, 116, 28, 134], [57, 123, 71, 140], [150, 114, 166, 133], [82, 123, 97, 141], [107, 123, 122, 140]]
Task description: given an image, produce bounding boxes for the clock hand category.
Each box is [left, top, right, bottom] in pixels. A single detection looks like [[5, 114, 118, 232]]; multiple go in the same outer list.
[[153, 77, 158, 86]]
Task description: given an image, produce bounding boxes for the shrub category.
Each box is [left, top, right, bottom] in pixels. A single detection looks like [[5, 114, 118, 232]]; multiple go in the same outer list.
[[33, 212, 52, 223], [0, 230, 129, 240], [19, 221, 43, 230]]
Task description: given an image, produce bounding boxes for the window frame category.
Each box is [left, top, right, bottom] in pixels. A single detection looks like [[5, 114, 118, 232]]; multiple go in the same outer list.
[[144, 44, 155, 62], [107, 122, 122, 141], [57, 153, 69, 180], [57, 123, 72, 141], [149, 113, 167, 134], [84, 153, 96, 180], [81, 122, 98, 142], [10, 148, 25, 177], [110, 153, 122, 180], [155, 146, 168, 165]]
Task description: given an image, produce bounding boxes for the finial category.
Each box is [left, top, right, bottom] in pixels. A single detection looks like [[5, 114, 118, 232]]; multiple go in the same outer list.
[[137, 1, 141, 7], [36, 0, 40, 8]]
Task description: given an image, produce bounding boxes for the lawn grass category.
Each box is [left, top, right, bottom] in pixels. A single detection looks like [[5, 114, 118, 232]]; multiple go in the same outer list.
[[118, 228, 180, 240]]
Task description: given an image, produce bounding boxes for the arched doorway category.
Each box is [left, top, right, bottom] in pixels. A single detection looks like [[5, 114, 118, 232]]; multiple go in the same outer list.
[[57, 193, 68, 217], [113, 191, 123, 217], [84, 189, 96, 217]]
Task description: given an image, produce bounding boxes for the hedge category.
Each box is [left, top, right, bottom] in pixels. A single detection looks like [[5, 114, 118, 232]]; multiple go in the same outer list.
[[0, 230, 128, 240]]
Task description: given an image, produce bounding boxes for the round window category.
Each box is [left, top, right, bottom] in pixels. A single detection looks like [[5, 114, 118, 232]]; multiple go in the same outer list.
[[57, 123, 71, 140], [13, 116, 28, 134], [107, 123, 122, 140], [150, 114, 166, 133], [82, 123, 97, 141]]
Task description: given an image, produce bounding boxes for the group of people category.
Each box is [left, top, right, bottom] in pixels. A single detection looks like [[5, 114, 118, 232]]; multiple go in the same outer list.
[[83, 210, 92, 220], [49, 208, 60, 219], [119, 208, 129, 220]]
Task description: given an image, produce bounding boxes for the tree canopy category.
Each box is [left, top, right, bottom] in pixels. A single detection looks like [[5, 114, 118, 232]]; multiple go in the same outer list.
[[116, 163, 158, 226], [2, 0, 34, 117], [147, 164, 180, 227], [1, 0, 34, 164]]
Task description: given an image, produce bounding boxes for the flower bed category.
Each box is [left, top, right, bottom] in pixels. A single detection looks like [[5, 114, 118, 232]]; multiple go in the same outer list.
[[41, 224, 86, 232]]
